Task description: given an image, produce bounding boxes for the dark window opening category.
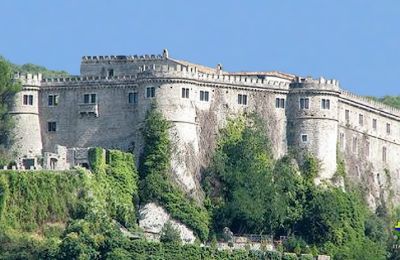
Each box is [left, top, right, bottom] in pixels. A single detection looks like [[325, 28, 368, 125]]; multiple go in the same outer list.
[[47, 121, 57, 132], [182, 88, 189, 99], [23, 94, 33, 105], [238, 94, 248, 105], [300, 98, 309, 109], [200, 90, 209, 101], [129, 92, 138, 104], [146, 87, 155, 98], [48, 95, 59, 106]]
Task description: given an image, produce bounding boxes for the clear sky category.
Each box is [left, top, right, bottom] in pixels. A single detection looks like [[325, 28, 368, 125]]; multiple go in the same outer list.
[[1, 0, 399, 96]]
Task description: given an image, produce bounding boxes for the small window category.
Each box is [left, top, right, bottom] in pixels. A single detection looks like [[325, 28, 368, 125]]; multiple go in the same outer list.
[[300, 98, 309, 109], [366, 141, 370, 157], [359, 114, 364, 126], [23, 94, 33, 105], [47, 122, 57, 132], [345, 109, 350, 123], [181, 88, 189, 99], [108, 69, 114, 77], [352, 137, 358, 154], [146, 87, 155, 98], [321, 99, 330, 109], [275, 98, 285, 108], [128, 92, 138, 104], [382, 146, 387, 162], [339, 132, 345, 150], [91, 94, 96, 103], [372, 119, 377, 130], [84, 94, 90, 104], [301, 134, 308, 143], [84, 94, 96, 104], [238, 94, 248, 105], [200, 90, 209, 102], [48, 95, 59, 106], [386, 123, 391, 134]]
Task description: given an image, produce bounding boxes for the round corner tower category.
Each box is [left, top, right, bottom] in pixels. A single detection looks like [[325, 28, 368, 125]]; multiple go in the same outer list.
[[287, 76, 340, 182], [9, 73, 43, 169]]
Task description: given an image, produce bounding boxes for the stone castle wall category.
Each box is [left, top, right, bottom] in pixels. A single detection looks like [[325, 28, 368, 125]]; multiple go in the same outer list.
[[8, 51, 400, 206]]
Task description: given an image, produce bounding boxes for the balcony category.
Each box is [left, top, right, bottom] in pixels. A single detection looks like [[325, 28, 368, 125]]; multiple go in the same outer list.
[[79, 103, 99, 117]]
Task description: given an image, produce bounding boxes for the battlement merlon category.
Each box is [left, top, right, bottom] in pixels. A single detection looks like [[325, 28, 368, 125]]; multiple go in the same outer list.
[[290, 76, 340, 92], [14, 73, 42, 87], [136, 63, 291, 90]]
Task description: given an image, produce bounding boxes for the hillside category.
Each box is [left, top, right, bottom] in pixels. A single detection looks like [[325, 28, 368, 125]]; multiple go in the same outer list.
[[0, 56, 69, 78]]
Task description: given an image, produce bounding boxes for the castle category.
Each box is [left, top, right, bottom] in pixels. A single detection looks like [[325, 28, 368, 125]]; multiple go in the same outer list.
[[7, 49, 400, 207]]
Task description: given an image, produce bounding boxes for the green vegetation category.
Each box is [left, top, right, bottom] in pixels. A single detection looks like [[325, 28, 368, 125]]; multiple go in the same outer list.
[[204, 113, 390, 259], [0, 101, 397, 259], [0, 59, 21, 166], [368, 95, 400, 109], [0, 55, 69, 78], [160, 221, 181, 244], [139, 104, 210, 240], [0, 148, 139, 259]]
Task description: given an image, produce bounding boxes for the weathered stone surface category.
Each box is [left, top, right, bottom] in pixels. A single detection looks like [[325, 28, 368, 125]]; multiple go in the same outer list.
[[138, 202, 196, 244], [7, 50, 400, 209]]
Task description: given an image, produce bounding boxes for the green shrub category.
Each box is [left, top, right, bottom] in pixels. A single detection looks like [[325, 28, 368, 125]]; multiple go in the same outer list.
[[140, 104, 210, 240], [160, 221, 181, 244], [299, 254, 313, 260], [282, 252, 298, 260], [265, 250, 282, 260]]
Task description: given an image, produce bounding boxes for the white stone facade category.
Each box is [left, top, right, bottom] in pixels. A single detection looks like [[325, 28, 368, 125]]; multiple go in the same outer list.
[[7, 50, 400, 207]]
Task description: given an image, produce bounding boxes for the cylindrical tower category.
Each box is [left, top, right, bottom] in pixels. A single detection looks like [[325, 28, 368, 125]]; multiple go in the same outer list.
[[9, 73, 43, 169], [287, 77, 340, 183]]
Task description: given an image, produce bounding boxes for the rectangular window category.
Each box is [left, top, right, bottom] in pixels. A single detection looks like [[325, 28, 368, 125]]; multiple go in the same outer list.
[[359, 114, 364, 126], [47, 122, 57, 132], [91, 94, 96, 103], [48, 95, 59, 106], [372, 119, 377, 130], [300, 98, 310, 109], [84, 94, 90, 104], [146, 87, 155, 98], [84, 94, 96, 104], [339, 133, 345, 150], [108, 69, 114, 77], [345, 109, 350, 123], [238, 94, 248, 105], [382, 146, 387, 162], [366, 141, 370, 157], [181, 88, 189, 99], [301, 134, 308, 143], [386, 123, 391, 134], [352, 137, 358, 154], [321, 99, 330, 109], [128, 92, 138, 104], [200, 90, 209, 101], [23, 95, 33, 105], [276, 98, 285, 108]]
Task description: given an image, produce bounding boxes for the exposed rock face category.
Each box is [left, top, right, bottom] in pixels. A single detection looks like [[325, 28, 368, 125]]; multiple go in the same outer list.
[[138, 202, 196, 244]]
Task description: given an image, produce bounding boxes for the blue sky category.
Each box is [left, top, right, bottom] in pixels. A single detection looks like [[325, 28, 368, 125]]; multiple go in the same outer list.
[[1, 0, 399, 96]]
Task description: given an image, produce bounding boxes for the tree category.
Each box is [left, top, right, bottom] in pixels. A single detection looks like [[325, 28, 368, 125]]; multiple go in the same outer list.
[[0, 59, 21, 166], [160, 221, 181, 244]]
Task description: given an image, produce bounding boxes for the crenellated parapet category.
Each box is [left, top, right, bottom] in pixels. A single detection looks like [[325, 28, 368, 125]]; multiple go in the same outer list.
[[340, 90, 400, 119], [14, 73, 42, 87], [136, 63, 290, 91], [81, 54, 164, 63], [290, 76, 340, 93]]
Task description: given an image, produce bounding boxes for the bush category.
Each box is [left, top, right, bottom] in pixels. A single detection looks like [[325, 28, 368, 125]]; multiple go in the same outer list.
[[299, 254, 313, 260], [140, 105, 210, 240], [282, 252, 298, 260], [160, 221, 181, 244], [265, 250, 282, 260]]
